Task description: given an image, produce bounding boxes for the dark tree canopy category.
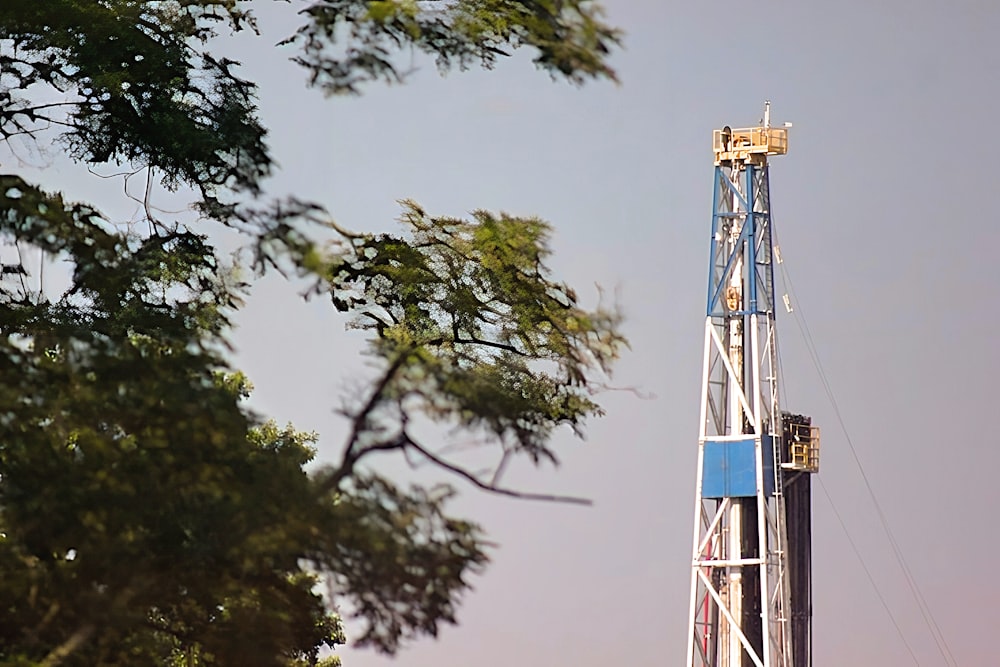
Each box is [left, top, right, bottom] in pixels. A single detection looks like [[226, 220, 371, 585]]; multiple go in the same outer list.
[[0, 2, 624, 665]]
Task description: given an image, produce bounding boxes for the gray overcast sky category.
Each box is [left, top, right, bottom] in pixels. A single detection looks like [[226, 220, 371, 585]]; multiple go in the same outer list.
[[13, 1, 1000, 665], [230, 2, 1000, 665]]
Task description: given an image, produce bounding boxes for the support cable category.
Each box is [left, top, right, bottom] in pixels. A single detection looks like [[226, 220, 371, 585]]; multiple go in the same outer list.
[[815, 476, 921, 666], [774, 320, 919, 666], [773, 230, 958, 667]]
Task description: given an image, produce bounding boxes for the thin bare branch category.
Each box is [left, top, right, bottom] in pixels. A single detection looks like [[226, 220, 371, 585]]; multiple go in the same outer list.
[[319, 435, 407, 495], [490, 448, 513, 487], [406, 438, 592, 506], [451, 329, 528, 356], [38, 623, 95, 667]]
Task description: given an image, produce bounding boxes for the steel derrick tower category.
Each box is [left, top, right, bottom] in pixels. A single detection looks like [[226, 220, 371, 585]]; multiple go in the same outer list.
[[685, 104, 819, 667]]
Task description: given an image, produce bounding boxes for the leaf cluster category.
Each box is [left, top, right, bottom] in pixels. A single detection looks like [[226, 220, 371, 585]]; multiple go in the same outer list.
[[0, 2, 269, 204], [0, 175, 235, 342], [320, 201, 624, 467], [291, 0, 621, 94]]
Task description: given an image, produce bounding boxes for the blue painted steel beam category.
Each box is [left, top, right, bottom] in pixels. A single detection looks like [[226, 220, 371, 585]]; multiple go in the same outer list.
[[706, 167, 722, 316], [706, 163, 777, 318], [707, 215, 753, 316]]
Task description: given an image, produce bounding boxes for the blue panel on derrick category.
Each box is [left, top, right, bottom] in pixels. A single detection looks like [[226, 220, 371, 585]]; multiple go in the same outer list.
[[702, 437, 774, 498]]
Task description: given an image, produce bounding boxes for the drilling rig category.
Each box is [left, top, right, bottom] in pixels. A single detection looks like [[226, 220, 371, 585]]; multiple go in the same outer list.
[[685, 103, 820, 667]]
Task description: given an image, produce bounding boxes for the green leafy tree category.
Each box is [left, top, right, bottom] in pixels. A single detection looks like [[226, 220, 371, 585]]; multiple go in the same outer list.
[[0, 2, 624, 665]]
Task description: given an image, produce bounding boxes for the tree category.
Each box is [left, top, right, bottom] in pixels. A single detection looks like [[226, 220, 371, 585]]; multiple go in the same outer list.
[[0, 2, 624, 665]]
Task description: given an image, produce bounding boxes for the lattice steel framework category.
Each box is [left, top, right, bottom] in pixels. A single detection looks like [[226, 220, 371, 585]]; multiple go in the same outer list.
[[685, 105, 803, 667]]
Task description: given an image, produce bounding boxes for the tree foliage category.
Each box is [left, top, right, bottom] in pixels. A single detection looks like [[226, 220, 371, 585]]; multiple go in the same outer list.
[[315, 202, 623, 487], [291, 0, 620, 94], [0, 2, 624, 665]]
